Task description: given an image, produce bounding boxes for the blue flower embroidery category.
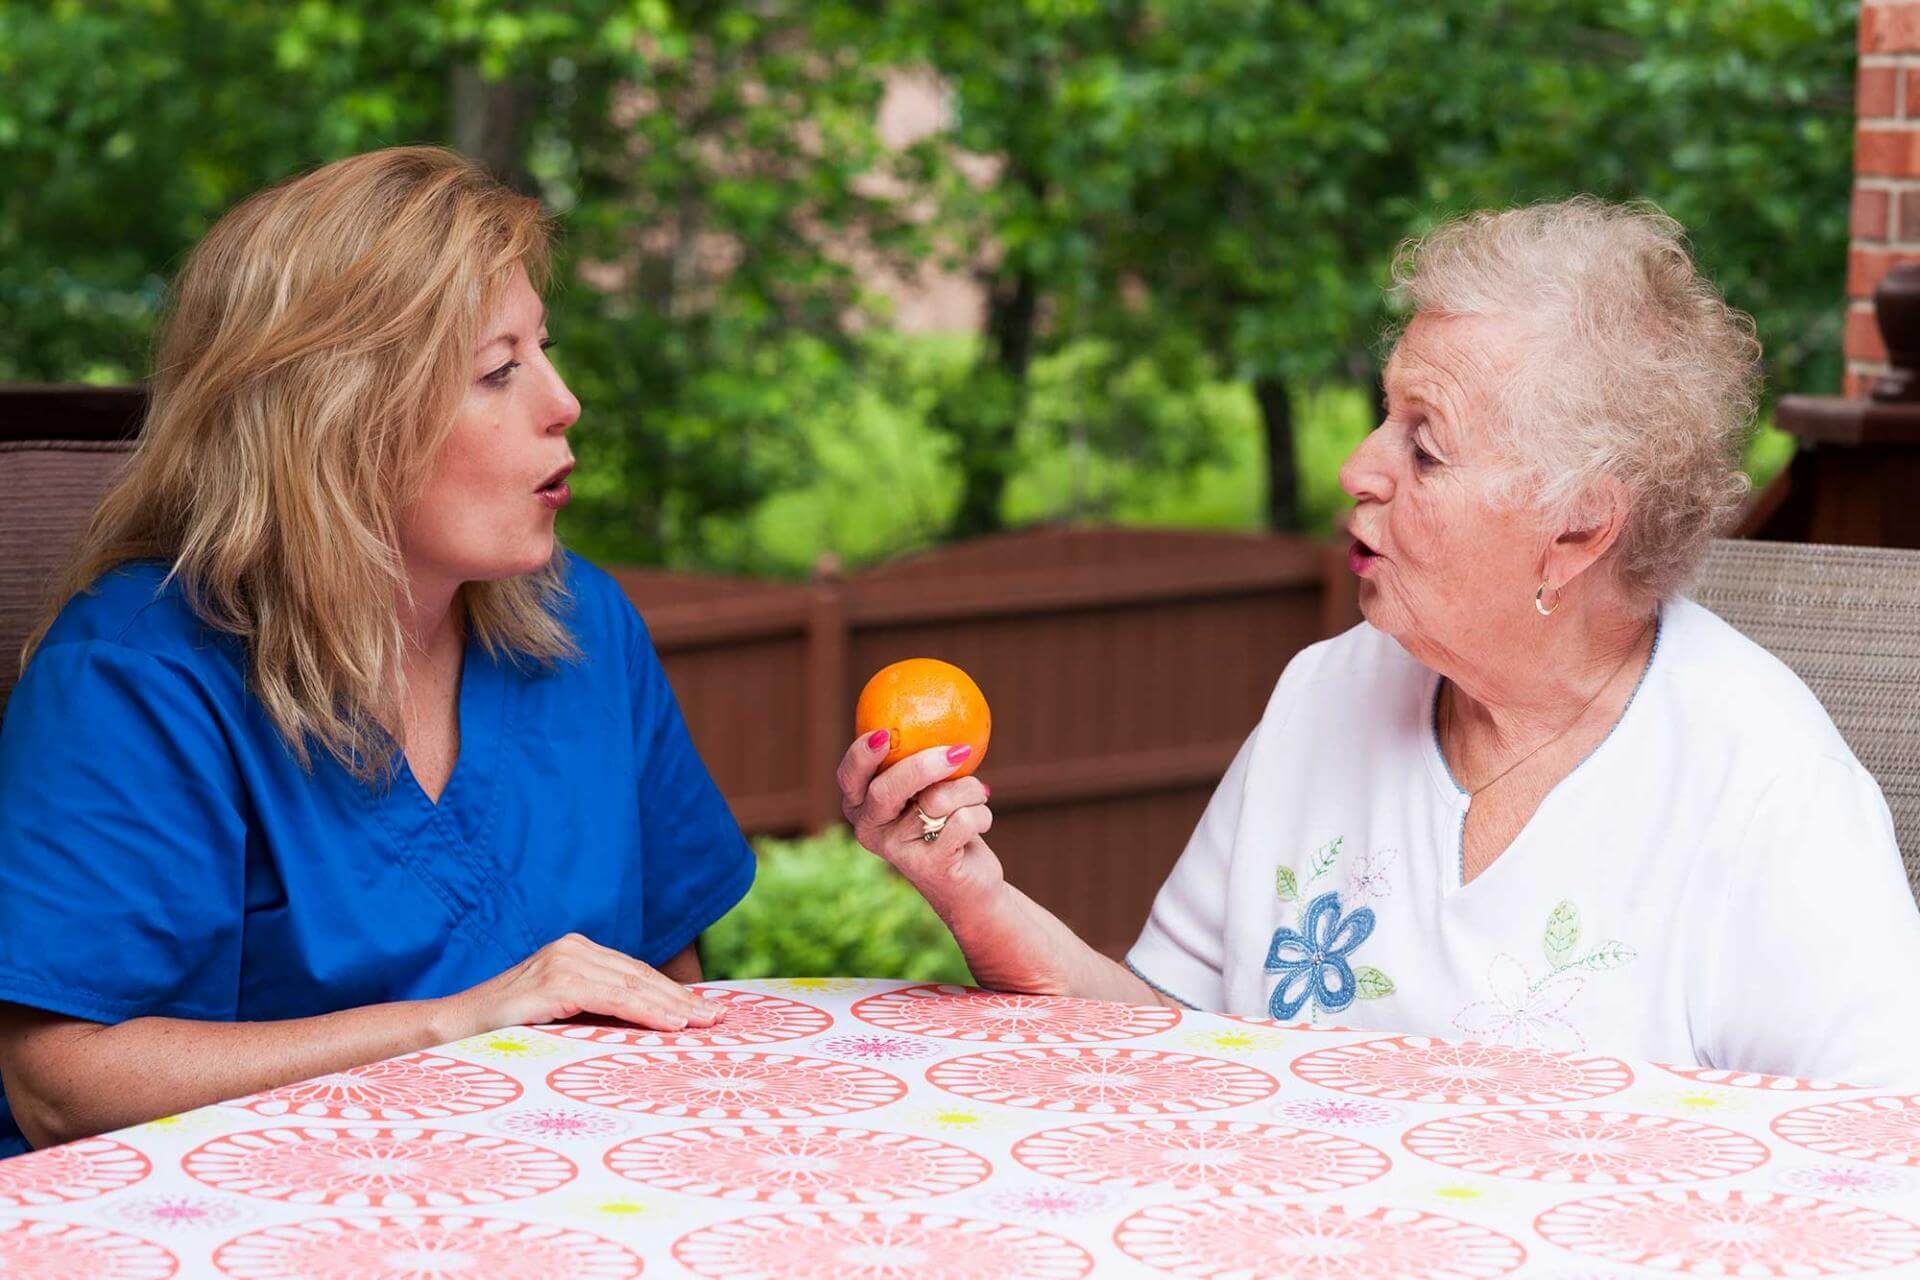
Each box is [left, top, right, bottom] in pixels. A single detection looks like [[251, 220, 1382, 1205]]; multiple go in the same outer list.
[[1263, 891, 1376, 1020]]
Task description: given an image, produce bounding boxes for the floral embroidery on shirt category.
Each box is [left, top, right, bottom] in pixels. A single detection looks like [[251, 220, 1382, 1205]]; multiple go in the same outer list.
[[1265, 837, 1395, 1022], [1347, 847, 1397, 903], [1452, 899, 1637, 1053]]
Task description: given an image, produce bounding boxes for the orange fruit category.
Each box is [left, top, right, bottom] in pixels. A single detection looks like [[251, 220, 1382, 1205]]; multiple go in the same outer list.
[[854, 658, 991, 778]]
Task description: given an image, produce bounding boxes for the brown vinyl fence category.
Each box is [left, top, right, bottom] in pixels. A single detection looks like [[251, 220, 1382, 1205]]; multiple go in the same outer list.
[[619, 526, 1361, 959]]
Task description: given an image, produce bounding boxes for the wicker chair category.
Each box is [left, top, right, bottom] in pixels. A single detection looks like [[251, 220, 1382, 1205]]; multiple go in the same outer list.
[[1690, 538, 1920, 903], [0, 387, 141, 719]]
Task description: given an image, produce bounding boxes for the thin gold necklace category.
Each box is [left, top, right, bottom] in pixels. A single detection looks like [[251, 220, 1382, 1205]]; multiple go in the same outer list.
[[1442, 616, 1655, 799]]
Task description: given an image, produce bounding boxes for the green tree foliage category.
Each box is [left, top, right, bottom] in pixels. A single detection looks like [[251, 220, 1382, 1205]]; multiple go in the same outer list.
[[1, 0, 1857, 552], [0, 0, 918, 566], [892, 0, 1854, 530]]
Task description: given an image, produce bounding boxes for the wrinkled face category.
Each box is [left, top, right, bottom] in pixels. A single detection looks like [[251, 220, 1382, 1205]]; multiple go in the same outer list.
[[398, 266, 580, 594], [1338, 312, 1552, 668]]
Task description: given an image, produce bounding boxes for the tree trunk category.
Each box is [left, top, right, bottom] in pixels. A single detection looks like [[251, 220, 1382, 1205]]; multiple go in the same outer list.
[[451, 64, 532, 194], [947, 267, 1038, 539], [1254, 374, 1300, 531]]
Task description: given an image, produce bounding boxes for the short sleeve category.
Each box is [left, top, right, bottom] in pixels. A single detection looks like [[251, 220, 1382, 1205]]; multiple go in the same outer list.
[[1696, 755, 1920, 1089], [625, 615, 756, 968], [1124, 729, 1259, 1011], [0, 642, 247, 1024]]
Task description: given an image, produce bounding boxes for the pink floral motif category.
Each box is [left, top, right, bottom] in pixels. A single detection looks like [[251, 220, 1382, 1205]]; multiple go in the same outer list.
[[536, 987, 833, 1048], [850, 984, 1180, 1043], [815, 1034, 942, 1061], [1291, 1037, 1633, 1105], [1533, 1189, 1920, 1275], [0, 1217, 178, 1280], [1773, 1095, 1920, 1168], [671, 1208, 1093, 1279], [1114, 1199, 1526, 1279], [1402, 1110, 1770, 1185], [227, 1053, 521, 1121], [1657, 1063, 1861, 1092], [547, 1051, 908, 1119], [489, 1108, 630, 1142], [606, 1124, 991, 1204], [1013, 1119, 1390, 1194], [1347, 847, 1398, 903], [927, 1048, 1278, 1115], [1777, 1165, 1917, 1199], [211, 1213, 644, 1278], [109, 1195, 252, 1233], [1271, 1097, 1404, 1128], [1453, 958, 1590, 1053], [0, 1137, 151, 1206], [974, 1182, 1121, 1220], [181, 1126, 576, 1207]]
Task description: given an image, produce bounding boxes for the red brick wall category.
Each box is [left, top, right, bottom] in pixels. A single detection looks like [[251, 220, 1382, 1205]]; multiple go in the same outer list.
[[1848, 3, 1920, 395]]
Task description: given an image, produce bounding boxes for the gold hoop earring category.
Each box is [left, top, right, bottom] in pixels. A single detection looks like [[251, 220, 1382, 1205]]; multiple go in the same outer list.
[[1535, 581, 1561, 617]]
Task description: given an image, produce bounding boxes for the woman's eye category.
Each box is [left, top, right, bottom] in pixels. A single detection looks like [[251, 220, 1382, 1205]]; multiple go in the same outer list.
[[482, 360, 519, 387], [1411, 438, 1439, 468]]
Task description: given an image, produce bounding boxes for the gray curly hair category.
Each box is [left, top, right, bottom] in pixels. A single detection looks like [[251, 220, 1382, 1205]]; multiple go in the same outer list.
[[1390, 197, 1763, 605]]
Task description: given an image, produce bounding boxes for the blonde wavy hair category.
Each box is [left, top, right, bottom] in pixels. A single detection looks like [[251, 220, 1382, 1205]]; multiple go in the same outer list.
[[26, 146, 580, 780], [1390, 197, 1764, 605]]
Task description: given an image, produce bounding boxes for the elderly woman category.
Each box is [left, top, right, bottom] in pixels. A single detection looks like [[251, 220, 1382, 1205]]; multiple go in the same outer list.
[[0, 147, 752, 1157], [842, 199, 1920, 1086]]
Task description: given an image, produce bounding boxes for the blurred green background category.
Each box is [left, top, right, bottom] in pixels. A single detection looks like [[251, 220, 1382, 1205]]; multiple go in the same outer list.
[[1, 0, 1848, 978], [4, 0, 1843, 575]]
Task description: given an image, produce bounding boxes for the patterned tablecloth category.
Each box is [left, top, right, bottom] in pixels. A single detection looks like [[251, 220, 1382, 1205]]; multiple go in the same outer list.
[[3, 978, 1919, 1279]]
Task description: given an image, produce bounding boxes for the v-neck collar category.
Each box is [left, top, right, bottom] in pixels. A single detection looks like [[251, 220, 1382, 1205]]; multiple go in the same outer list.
[[1424, 604, 1666, 894], [360, 629, 529, 961], [395, 628, 495, 814]]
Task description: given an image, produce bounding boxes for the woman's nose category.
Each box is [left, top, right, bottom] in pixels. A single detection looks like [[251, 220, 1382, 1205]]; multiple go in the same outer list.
[[545, 373, 581, 436], [1338, 427, 1395, 505]]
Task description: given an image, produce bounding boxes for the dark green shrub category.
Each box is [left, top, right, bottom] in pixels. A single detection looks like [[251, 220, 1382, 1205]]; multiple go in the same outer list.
[[702, 827, 972, 985]]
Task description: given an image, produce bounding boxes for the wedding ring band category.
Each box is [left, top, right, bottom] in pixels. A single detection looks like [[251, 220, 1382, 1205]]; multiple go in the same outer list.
[[916, 805, 948, 843]]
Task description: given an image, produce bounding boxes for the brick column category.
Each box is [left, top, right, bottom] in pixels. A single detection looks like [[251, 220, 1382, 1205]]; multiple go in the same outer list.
[[1848, 3, 1920, 395]]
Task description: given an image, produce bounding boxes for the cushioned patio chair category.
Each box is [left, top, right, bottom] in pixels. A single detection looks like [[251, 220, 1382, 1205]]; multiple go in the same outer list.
[[1691, 538, 1920, 905]]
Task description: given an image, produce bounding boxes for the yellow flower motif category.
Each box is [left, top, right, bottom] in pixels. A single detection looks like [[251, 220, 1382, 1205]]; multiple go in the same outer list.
[[1177, 1028, 1287, 1056], [905, 1105, 1003, 1132], [1432, 1184, 1483, 1203], [1662, 1090, 1743, 1113], [766, 977, 864, 995], [595, 1199, 651, 1217], [456, 1031, 563, 1061], [132, 1107, 219, 1135], [569, 1194, 680, 1222]]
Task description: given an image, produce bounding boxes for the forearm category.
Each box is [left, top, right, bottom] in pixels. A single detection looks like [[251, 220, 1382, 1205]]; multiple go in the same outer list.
[[6, 995, 455, 1149], [927, 877, 1171, 1007]]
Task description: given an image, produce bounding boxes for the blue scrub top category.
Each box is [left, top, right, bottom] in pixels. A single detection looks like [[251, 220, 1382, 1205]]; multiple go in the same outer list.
[[0, 552, 755, 1157]]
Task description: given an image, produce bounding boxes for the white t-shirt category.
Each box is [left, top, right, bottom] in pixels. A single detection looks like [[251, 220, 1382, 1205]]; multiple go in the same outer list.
[[1126, 597, 1920, 1088]]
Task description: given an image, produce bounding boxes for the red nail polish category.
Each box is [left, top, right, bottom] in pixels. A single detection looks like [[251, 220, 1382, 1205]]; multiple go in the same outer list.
[[946, 744, 972, 765], [868, 729, 890, 751], [983, 782, 992, 798]]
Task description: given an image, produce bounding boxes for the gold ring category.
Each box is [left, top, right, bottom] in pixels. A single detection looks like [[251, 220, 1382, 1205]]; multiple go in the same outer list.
[[916, 804, 948, 843]]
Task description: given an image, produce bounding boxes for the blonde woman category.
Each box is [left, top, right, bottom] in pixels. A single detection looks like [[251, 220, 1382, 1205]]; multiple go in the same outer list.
[[0, 148, 753, 1156]]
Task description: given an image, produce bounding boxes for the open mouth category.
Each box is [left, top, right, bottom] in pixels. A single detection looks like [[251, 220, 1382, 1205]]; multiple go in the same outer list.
[[536, 460, 575, 509], [1347, 530, 1381, 575]]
